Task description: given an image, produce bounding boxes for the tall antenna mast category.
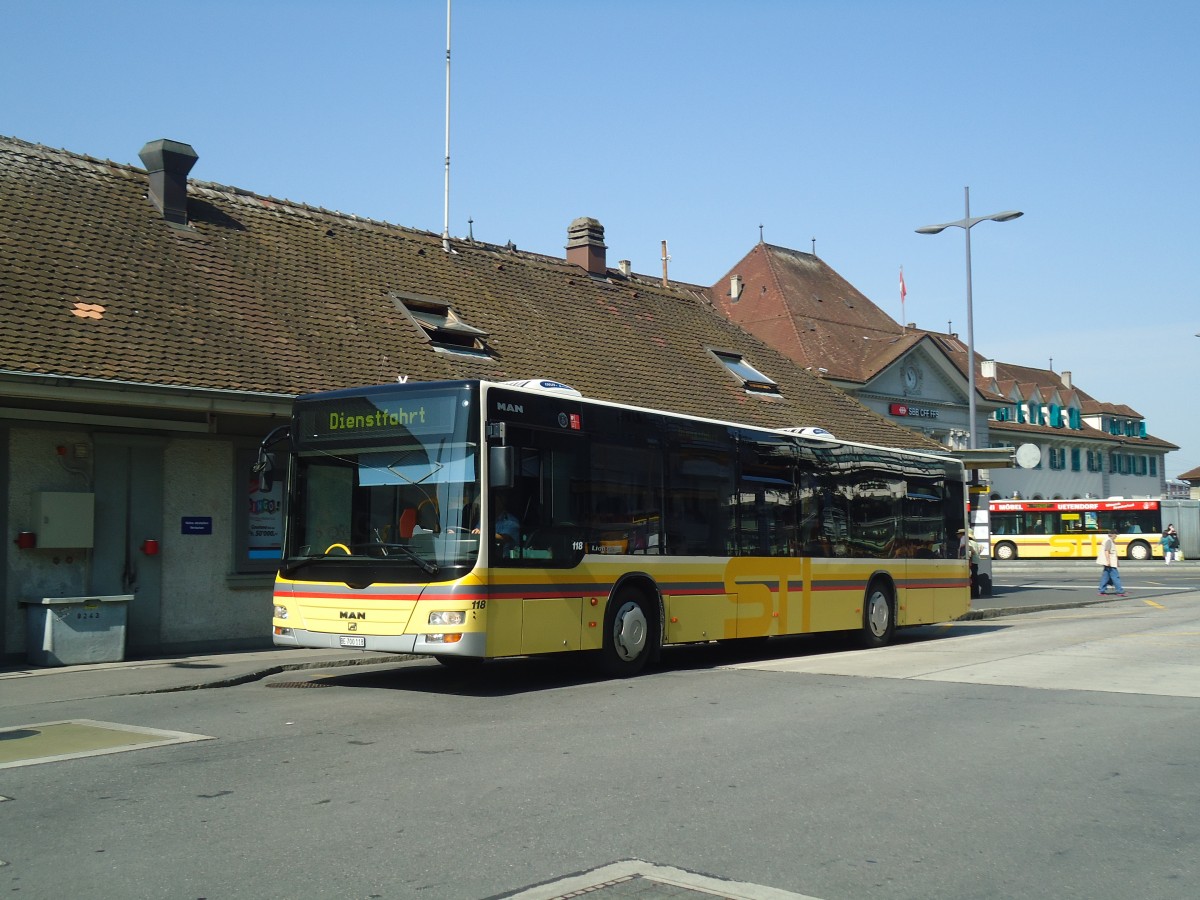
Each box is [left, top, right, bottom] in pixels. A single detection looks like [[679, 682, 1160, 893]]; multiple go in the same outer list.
[[442, 0, 452, 253]]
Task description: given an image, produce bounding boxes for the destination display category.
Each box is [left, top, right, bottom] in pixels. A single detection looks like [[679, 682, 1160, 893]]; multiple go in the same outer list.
[[297, 393, 458, 443]]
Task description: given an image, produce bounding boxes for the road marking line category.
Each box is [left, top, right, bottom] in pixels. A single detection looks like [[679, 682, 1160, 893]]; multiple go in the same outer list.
[[1142, 599, 1165, 609], [0, 719, 214, 769], [1007, 584, 1192, 591], [499, 859, 822, 899]]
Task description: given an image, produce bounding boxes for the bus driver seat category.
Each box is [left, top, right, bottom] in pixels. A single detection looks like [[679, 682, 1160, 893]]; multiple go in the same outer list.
[[398, 507, 418, 539]]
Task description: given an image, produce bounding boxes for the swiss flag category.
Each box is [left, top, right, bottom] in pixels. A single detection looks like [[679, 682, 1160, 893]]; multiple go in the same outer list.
[[899, 266, 907, 301]]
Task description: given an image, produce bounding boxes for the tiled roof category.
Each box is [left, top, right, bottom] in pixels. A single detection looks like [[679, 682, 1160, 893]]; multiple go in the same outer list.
[[704, 238, 1177, 452], [990, 418, 1178, 452], [0, 135, 937, 449], [984, 360, 1174, 449], [911, 329, 1009, 401], [711, 243, 918, 383], [711, 246, 1019, 403], [1079, 399, 1142, 417]]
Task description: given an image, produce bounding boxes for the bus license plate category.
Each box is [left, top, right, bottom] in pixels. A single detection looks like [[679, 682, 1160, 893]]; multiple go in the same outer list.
[[338, 636, 366, 648]]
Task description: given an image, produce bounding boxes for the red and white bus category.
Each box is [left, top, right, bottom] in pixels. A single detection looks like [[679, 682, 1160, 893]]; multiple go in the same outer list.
[[989, 498, 1164, 561]]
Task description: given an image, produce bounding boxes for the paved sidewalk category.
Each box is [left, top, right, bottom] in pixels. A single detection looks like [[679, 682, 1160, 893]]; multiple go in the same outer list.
[[0, 647, 403, 710]]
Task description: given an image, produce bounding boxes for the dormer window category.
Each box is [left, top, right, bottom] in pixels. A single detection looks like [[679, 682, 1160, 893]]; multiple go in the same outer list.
[[391, 292, 492, 359], [710, 350, 781, 396]]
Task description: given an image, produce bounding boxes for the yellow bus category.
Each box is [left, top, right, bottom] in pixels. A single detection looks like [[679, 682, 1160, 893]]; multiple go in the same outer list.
[[989, 498, 1165, 561], [259, 379, 970, 675]]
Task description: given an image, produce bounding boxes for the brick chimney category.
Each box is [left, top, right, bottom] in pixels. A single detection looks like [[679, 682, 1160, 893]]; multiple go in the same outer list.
[[138, 139, 198, 227], [565, 217, 607, 275]]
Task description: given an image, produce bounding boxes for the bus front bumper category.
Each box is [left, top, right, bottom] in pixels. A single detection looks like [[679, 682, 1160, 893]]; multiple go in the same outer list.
[[273, 627, 488, 657]]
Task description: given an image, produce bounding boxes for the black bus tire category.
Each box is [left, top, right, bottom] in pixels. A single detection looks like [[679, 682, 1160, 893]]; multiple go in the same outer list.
[[602, 586, 654, 677], [861, 580, 895, 649]]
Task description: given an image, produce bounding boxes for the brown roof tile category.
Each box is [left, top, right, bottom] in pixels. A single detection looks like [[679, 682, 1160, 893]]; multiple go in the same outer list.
[[990, 419, 1178, 452], [711, 243, 911, 383], [0, 136, 936, 450]]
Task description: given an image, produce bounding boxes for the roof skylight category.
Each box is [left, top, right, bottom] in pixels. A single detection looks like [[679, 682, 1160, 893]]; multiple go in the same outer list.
[[711, 350, 781, 396], [391, 292, 493, 359]]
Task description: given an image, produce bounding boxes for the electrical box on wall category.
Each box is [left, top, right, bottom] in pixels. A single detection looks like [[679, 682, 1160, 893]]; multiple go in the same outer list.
[[32, 492, 95, 548]]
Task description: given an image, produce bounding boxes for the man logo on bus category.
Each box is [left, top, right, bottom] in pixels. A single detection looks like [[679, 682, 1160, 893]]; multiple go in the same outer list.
[[339, 611, 366, 620]]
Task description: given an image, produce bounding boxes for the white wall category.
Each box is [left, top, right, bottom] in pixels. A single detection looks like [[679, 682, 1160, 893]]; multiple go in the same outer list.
[[4, 427, 273, 658], [4, 427, 96, 655], [161, 438, 271, 646]]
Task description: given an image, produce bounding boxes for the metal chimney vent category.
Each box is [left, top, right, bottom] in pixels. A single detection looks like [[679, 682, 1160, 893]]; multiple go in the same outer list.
[[138, 139, 198, 227]]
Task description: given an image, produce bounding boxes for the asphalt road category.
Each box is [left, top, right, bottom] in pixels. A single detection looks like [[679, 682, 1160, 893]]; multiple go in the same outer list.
[[975, 559, 1200, 613], [2, 571, 1198, 900]]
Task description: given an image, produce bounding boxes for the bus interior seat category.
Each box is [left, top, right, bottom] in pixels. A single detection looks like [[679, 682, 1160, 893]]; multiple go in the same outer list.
[[398, 508, 417, 539]]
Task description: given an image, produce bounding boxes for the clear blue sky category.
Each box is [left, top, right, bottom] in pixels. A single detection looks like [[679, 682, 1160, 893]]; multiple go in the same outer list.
[[6, 1, 1198, 476]]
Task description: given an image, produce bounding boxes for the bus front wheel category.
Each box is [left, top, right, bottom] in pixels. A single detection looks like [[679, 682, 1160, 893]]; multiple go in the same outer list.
[[1127, 540, 1151, 561], [861, 581, 895, 648], [602, 587, 654, 677], [994, 541, 1017, 561]]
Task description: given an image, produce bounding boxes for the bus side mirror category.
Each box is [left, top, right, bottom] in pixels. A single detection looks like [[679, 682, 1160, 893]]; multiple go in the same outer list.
[[489, 446, 515, 489], [253, 450, 276, 491], [254, 424, 291, 492]]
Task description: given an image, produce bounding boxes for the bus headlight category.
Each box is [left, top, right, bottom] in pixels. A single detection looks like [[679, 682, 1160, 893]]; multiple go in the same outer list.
[[428, 610, 465, 626], [273, 605, 289, 620]]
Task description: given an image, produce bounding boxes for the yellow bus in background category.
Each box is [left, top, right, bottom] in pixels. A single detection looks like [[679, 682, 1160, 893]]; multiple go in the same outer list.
[[989, 498, 1164, 561], [259, 379, 971, 676]]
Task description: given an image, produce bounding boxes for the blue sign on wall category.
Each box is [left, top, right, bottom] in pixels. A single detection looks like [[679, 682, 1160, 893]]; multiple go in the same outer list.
[[181, 516, 213, 535]]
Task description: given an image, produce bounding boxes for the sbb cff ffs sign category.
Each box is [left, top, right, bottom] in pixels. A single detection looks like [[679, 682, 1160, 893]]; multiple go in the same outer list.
[[889, 403, 939, 419]]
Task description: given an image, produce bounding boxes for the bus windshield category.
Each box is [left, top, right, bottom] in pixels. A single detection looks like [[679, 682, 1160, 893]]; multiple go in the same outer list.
[[283, 383, 481, 579]]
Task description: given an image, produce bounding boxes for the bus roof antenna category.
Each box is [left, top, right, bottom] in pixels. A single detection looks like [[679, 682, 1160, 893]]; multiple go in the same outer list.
[[441, 0, 452, 253]]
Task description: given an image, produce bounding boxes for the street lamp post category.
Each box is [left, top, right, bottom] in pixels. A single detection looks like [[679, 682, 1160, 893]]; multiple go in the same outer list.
[[916, 187, 1022, 450]]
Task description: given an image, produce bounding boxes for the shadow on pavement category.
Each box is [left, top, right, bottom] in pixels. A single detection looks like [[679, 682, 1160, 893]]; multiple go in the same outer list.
[[266, 622, 1008, 698]]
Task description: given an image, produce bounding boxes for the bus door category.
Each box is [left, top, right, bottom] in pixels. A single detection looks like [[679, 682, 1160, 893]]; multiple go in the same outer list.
[[486, 411, 589, 656]]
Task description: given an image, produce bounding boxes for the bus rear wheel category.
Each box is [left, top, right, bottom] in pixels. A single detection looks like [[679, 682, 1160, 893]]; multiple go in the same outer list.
[[602, 587, 654, 677], [1127, 540, 1151, 561], [861, 581, 895, 648], [994, 541, 1017, 561]]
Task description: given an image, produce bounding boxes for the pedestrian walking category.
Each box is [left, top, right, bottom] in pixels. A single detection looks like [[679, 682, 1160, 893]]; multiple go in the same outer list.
[[1161, 524, 1180, 565], [958, 528, 981, 598], [1096, 528, 1126, 596]]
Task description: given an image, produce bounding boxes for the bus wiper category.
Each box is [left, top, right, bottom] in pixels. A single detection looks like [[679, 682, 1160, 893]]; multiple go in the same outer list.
[[281, 542, 439, 577], [279, 554, 328, 577], [368, 529, 439, 575], [349, 539, 439, 575], [381, 542, 440, 575]]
